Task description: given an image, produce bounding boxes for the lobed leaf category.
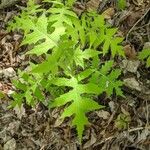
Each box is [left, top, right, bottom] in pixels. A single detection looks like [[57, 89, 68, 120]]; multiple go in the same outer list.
[[50, 75, 103, 142]]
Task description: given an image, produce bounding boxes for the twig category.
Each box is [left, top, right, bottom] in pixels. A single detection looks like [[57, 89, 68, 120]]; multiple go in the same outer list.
[[105, 103, 119, 130], [132, 22, 150, 30], [94, 126, 150, 147], [128, 126, 150, 132], [145, 99, 149, 126], [126, 8, 150, 41]]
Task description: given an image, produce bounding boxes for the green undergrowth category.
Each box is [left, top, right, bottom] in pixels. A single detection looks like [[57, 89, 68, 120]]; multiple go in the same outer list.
[[117, 0, 127, 10], [8, 0, 125, 142], [139, 48, 150, 67]]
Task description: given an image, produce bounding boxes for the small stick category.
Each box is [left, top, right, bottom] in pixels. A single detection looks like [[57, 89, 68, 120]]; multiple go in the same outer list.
[[126, 8, 150, 41], [128, 126, 150, 132]]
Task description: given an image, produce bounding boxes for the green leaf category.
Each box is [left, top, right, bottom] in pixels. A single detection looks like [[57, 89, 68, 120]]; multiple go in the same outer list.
[[34, 87, 44, 101], [111, 37, 124, 57], [74, 47, 100, 68], [32, 41, 73, 74], [12, 80, 27, 92], [67, 17, 86, 46], [139, 48, 150, 67], [61, 96, 103, 142], [11, 93, 24, 107], [88, 31, 97, 48], [106, 69, 124, 96], [90, 61, 124, 96], [74, 47, 85, 68], [100, 61, 113, 75], [77, 69, 94, 81], [117, 0, 127, 10], [44, 0, 63, 6], [22, 13, 65, 55], [48, 7, 77, 27], [102, 28, 124, 57], [146, 56, 150, 67], [50, 75, 104, 142], [0, 91, 5, 99], [25, 90, 34, 105], [66, 0, 76, 6]]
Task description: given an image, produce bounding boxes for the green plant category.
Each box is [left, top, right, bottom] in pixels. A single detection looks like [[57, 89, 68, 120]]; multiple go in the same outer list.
[[139, 48, 150, 67], [8, 0, 124, 142], [115, 113, 131, 129], [117, 0, 127, 10], [0, 91, 5, 99]]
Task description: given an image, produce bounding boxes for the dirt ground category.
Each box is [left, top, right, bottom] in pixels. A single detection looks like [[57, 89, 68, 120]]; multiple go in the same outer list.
[[0, 0, 150, 149]]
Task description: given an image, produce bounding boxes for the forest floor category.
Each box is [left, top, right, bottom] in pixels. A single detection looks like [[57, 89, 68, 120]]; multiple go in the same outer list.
[[0, 0, 150, 150]]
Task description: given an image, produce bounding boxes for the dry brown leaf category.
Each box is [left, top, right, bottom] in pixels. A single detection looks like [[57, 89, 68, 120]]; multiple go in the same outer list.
[[14, 104, 25, 119], [137, 128, 150, 142], [109, 101, 115, 112], [121, 105, 130, 116], [73, 2, 86, 16], [127, 11, 143, 27], [73, 0, 103, 16], [132, 0, 144, 6], [124, 44, 137, 59], [102, 8, 115, 19], [54, 118, 64, 127], [86, 0, 102, 12], [96, 110, 110, 120], [83, 129, 97, 149]]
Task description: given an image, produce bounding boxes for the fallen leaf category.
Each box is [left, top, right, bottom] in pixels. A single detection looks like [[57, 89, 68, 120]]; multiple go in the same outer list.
[[4, 138, 16, 150], [83, 129, 97, 149], [54, 118, 64, 127], [127, 11, 143, 27], [73, 2, 86, 16], [132, 0, 144, 6], [102, 8, 115, 19], [137, 129, 150, 142], [13, 104, 25, 119], [123, 77, 141, 91], [96, 110, 110, 120], [109, 101, 115, 112], [121, 105, 130, 116], [124, 44, 137, 59], [0, 90, 5, 98], [86, 0, 102, 12]]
